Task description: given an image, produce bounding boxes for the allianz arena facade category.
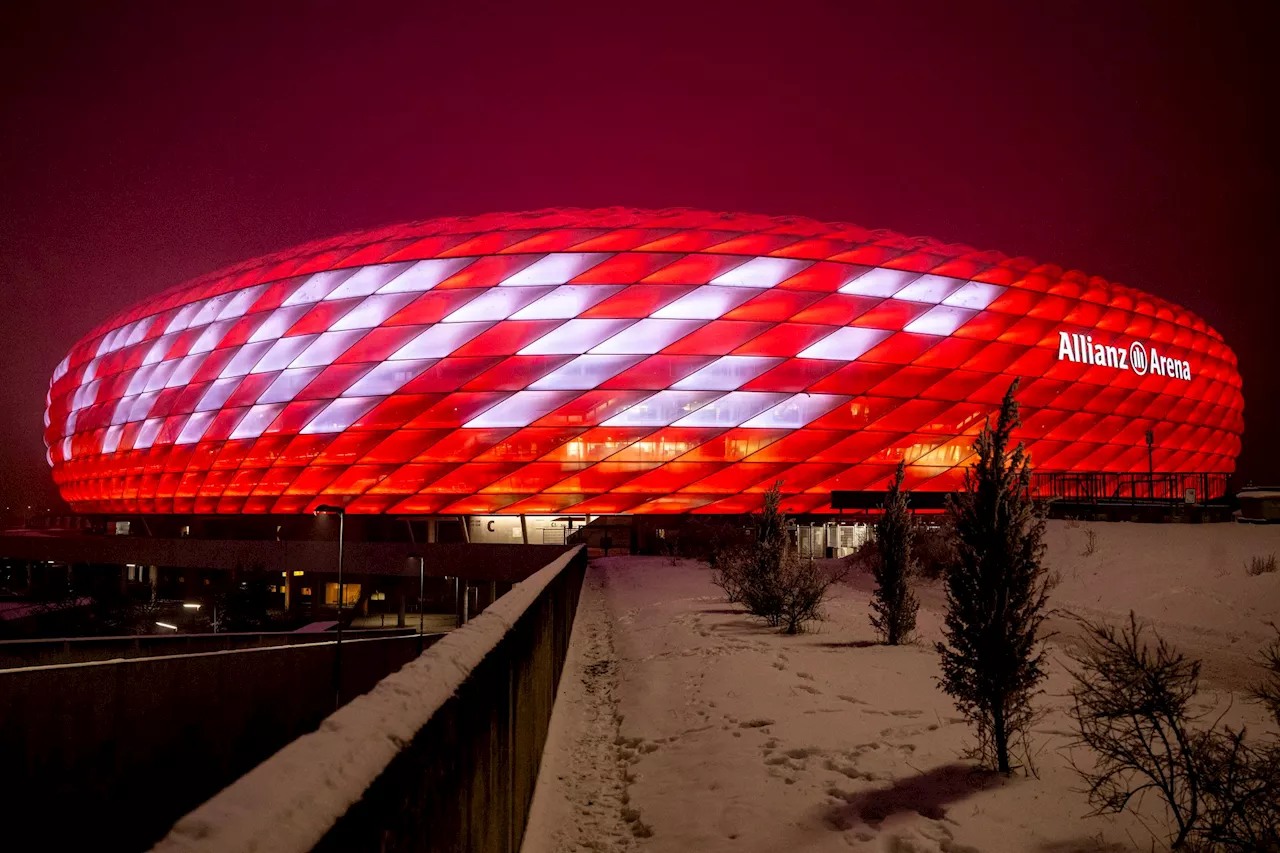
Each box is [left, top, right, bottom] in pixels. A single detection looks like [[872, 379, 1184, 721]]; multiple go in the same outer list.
[[45, 208, 1243, 516]]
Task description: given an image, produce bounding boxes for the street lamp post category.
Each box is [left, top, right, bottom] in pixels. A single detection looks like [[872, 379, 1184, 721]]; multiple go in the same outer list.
[[409, 552, 425, 651], [315, 504, 345, 708]]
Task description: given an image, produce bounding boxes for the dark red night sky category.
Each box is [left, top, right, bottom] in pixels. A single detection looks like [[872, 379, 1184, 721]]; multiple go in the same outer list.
[[1, 1, 1275, 513]]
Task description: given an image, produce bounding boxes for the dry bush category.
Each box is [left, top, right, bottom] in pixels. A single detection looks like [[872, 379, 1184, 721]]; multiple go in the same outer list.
[[713, 483, 843, 634], [913, 520, 955, 580], [1246, 554, 1278, 576], [1083, 528, 1099, 557], [1257, 626, 1280, 728], [1067, 613, 1280, 851]]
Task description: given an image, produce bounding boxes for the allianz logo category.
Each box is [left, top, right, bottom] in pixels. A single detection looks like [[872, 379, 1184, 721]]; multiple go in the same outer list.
[[1056, 331, 1191, 380]]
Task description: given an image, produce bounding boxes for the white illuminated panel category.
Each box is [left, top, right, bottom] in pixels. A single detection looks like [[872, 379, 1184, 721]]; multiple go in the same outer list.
[[82, 357, 101, 383], [375, 257, 475, 293], [391, 322, 493, 359], [143, 360, 179, 393], [196, 377, 243, 412], [175, 411, 216, 445], [282, 269, 357, 306], [102, 424, 124, 454], [441, 286, 555, 323], [710, 257, 811, 288], [133, 417, 165, 450], [652, 286, 760, 319], [126, 364, 160, 397], [165, 353, 210, 388], [839, 267, 918, 297], [942, 281, 1006, 310], [519, 318, 636, 356], [258, 367, 324, 404], [601, 390, 723, 427], [463, 390, 579, 428], [251, 335, 318, 374], [220, 341, 274, 378], [342, 360, 432, 397], [324, 262, 414, 300], [111, 395, 134, 425], [300, 396, 383, 435], [142, 333, 178, 366], [248, 305, 311, 343], [527, 354, 645, 390], [289, 330, 366, 368], [499, 253, 612, 286], [128, 391, 160, 423], [327, 292, 418, 330], [797, 327, 892, 360], [589, 318, 703, 354], [229, 404, 284, 440], [165, 300, 205, 333], [672, 391, 792, 427], [894, 274, 966, 304], [215, 284, 268, 321], [741, 393, 851, 428], [671, 356, 783, 391], [904, 305, 978, 336], [123, 316, 156, 347], [190, 293, 236, 328], [509, 284, 622, 320], [189, 319, 236, 354]]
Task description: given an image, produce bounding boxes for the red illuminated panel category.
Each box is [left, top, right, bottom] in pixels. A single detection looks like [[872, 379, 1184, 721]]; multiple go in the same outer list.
[[47, 208, 1243, 514]]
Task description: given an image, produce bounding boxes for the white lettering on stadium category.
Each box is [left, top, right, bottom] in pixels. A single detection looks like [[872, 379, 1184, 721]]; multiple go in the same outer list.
[[1056, 331, 1191, 381]]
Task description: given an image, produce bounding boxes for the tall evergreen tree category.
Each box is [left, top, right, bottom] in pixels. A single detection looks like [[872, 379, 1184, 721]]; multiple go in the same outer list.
[[937, 379, 1052, 774], [871, 460, 919, 645]]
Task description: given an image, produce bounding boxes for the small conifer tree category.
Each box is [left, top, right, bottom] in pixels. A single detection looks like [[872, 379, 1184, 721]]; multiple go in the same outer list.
[[871, 460, 919, 645], [937, 379, 1052, 774]]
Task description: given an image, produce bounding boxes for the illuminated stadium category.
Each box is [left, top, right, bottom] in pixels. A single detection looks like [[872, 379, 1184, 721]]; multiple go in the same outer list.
[[44, 208, 1244, 517]]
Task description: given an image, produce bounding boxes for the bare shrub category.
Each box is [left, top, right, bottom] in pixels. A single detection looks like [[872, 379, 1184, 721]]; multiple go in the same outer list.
[[1067, 613, 1280, 851], [913, 520, 955, 580], [776, 546, 843, 634], [1067, 613, 1211, 849], [713, 483, 842, 634], [841, 537, 879, 575], [1256, 625, 1280, 727], [870, 460, 918, 645], [937, 379, 1053, 775], [1082, 528, 1099, 556], [1246, 554, 1278, 576]]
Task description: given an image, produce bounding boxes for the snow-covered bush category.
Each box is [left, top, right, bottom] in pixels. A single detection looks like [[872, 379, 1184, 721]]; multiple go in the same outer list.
[[870, 460, 918, 645], [937, 379, 1053, 775]]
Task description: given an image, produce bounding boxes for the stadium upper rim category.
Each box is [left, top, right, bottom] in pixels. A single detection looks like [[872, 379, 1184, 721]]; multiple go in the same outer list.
[[73, 206, 1227, 352]]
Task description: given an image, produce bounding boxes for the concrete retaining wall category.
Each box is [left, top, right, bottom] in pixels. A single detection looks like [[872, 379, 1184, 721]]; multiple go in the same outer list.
[[0, 626, 416, 669], [0, 631, 441, 852], [151, 544, 588, 853]]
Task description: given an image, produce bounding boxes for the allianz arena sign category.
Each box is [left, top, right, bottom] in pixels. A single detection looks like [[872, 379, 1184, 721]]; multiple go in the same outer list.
[[1056, 331, 1192, 381]]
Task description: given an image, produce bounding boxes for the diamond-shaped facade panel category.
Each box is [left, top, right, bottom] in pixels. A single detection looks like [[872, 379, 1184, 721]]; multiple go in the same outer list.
[[45, 208, 1244, 515]]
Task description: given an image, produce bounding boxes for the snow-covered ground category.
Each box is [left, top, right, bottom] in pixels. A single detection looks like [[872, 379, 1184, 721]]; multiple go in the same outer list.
[[521, 521, 1280, 853]]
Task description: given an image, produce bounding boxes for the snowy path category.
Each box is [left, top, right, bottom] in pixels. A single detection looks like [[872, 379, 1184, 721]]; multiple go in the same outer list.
[[522, 522, 1280, 853]]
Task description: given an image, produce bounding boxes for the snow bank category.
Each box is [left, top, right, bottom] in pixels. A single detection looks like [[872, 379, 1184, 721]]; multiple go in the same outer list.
[[524, 525, 1280, 853], [151, 545, 584, 853]]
